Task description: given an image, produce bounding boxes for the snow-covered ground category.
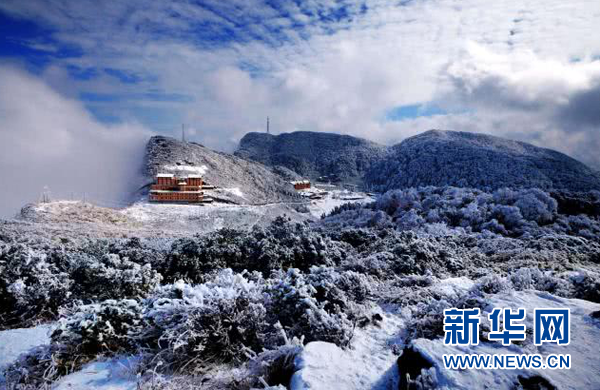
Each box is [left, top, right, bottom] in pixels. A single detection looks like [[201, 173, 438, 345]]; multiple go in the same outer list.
[[291, 308, 403, 390], [221, 187, 245, 199], [290, 278, 474, 390], [54, 357, 139, 390], [122, 200, 310, 232], [300, 189, 374, 218], [291, 288, 600, 390], [0, 324, 52, 384]]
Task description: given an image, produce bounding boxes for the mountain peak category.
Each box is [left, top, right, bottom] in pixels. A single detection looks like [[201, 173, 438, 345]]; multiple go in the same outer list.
[[368, 130, 600, 192], [236, 131, 388, 184]]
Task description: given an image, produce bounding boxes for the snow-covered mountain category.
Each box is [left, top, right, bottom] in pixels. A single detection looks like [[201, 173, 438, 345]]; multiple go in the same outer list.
[[237, 130, 600, 193], [145, 136, 298, 204], [3, 131, 600, 390], [236, 131, 389, 184], [366, 130, 600, 192]]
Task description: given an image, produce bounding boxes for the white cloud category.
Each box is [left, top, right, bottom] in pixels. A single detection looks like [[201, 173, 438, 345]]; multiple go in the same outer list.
[[0, 65, 151, 217], [431, 42, 600, 167], [1, 0, 600, 170]]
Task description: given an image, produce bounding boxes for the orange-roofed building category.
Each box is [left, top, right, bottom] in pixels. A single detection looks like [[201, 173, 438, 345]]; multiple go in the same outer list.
[[149, 173, 204, 203]]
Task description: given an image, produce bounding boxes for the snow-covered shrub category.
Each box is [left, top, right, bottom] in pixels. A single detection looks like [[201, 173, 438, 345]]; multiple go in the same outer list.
[[326, 201, 367, 218], [470, 274, 512, 295], [509, 268, 572, 297], [513, 188, 557, 224], [250, 217, 349, 273], [246, 343, 303, 388], [3, 344, 60, 387], [333, 228, 381, 249], [5, 299, 145, 387], [403, 280, 490, 341], [83, 237, 169, 268], [389, 231, 465, 276], [320, 208, 393, 230], [0, 244, 72, 328], [33, 267, 369, 380], [71, 253, 162, 301], [307, 266, 372, 316], [165, 229, 244, 282], [267, 268, 354, 346], [143, 270, 271, 368], [491, 205, 524, 231], [550, 190, 600, 217], [570, 271, 600, 303], [0, 237, 167, 329], [165, 217, 350, 281], [52, 299, 145, 357], [343, 251, 396, 278], [322, 186, 600, 239]]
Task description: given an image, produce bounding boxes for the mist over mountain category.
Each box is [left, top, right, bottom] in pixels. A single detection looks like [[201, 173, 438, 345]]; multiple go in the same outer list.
[[365, 130, 600, 192], [235, 131, 389, 184]]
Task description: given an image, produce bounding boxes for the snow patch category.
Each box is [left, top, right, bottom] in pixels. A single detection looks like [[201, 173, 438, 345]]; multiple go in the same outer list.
[[306, 190, 373, 218], [162, 164, 208, 175], [0, 324, 52, 383], [291, 309, 402, 390], [222, 187, 245, 198], [54, 356, 139, 390]]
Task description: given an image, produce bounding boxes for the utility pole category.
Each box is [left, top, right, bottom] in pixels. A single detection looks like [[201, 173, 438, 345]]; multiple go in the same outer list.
[[267, 117, 270, 134], [182, 124, 186, 143], [41, 186, 51, 203]]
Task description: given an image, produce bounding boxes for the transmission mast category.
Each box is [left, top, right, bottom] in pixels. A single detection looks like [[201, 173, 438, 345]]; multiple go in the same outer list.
[[40, 186, 51, 203], [181, 124, 186, 143], [267, 117, 270, 134]]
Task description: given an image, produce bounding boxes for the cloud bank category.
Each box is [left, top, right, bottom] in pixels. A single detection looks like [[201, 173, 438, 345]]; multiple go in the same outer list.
[[0, 66, 150, 217]]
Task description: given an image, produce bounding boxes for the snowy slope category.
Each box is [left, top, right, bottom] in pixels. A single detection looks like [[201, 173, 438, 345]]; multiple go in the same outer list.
[[367, 130, 600, 192], [0, 325, 52, 369]]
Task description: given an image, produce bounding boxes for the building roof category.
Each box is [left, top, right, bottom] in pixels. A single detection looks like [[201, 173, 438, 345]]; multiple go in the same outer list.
[[157, 173, 174, 178], [291, 180, 311, 185]]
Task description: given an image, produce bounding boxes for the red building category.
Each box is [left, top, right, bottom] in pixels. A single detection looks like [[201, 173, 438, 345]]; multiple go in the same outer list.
[[149, 173, 204, 203], [291, 180, 311, 190]]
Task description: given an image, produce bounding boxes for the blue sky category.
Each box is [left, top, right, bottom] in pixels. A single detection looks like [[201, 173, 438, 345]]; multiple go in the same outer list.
[[1, 0, 600, 162]]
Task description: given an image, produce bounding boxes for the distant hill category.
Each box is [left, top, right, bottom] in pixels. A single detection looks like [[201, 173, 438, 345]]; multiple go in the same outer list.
[[235, 131, 389, 185], [145, 136, 298, 204], [366, 130, 600, 192]]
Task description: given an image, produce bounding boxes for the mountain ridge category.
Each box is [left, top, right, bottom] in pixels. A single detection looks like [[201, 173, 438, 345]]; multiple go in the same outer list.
[[365, 129, 600, 192], [235, 131, 389, 184], [235, 129, 600, 192]]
